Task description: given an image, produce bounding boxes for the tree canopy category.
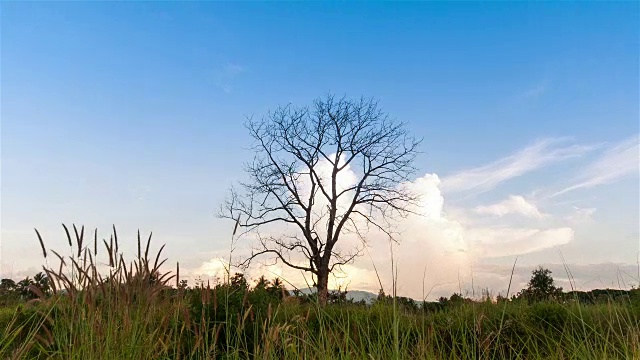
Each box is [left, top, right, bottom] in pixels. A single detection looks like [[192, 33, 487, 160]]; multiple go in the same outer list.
[[223, 94, 420, 305]]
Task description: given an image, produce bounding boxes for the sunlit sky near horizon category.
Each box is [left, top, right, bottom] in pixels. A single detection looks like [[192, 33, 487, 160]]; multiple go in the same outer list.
[[2, 2, 639, 299]]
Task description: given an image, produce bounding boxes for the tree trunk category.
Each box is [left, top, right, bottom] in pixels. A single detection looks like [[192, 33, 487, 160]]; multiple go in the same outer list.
[[316, 267, 329, 306]]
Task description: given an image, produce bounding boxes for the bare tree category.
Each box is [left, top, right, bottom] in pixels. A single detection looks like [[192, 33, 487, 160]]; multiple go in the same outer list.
[[222, 95, 420, 305]]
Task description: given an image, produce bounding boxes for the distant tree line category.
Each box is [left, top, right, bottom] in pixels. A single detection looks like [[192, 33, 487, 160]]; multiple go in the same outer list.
[[2, 266, 638, 310], [0, 272, 52, 305]]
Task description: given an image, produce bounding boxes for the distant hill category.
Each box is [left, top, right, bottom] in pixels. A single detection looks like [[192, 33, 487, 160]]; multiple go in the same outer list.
[[295, 288, 378, 304], [345, 290, 378, 304]]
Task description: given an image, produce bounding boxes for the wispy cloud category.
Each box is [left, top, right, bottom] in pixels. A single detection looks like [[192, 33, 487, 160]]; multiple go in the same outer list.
[[222, 63, 244, 77], [552, 134, 639, 197], [441, 138, 593, 195], [475, 195, 544, 218], [185, 136, 634, 299], [473, 262, 639, 297], [520, 81, 550, 100], [215, 62, 245, 93], [565, 206, 596, 223], [468, 227, 574, 258]]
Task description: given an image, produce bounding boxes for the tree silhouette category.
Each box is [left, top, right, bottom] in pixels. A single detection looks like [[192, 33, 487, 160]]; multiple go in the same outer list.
[[16, 277, 36, 299], [0, 279, 18, 305], [33, 272, 52, 296], [230, 273, 249, 291], [0, 278, 16, 293], [223, 94, 420, 305], [178, 279, 189, 290], [267, 277, 287, 299], [254, 275, 271, 291], [518, 266, 563, 302]]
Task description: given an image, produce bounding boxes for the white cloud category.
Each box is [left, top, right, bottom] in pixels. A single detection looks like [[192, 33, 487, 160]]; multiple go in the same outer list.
[[565, 206, 596, 223], [214, 62, 245, 93], [210, 165, 584, 299], [442, 138, 593, 195], [189, 256, 377, 292], [475, 195, 544, 218], [191, 257, 230, 282], [189, 137, 634, 299], [361, 173, 471, 298], [341, 173, 580, 299], [552, 135, 639, 197], [328, 264, 381, 291], [222, 63, 244, 77], [523, 85, 546, 99], [520, 81, 549, 100], [3, 132, 634, 301], [467, 227, 574, 258], [473, 262, 639, 296]]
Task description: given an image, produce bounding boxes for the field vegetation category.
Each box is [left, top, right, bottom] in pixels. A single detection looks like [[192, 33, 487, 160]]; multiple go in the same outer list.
[[1, 225, 639, 359]]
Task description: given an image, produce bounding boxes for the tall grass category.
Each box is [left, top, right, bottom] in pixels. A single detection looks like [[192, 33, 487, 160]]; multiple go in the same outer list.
[[1, 224, 638, 359]]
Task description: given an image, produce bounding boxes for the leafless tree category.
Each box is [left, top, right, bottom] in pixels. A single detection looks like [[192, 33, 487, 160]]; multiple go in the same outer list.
[[222, 95, 421, 305]]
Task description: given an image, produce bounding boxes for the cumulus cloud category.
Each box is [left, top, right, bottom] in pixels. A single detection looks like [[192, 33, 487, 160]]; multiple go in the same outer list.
[[368, 173, 470, 298], [441, 138, 593, 195], [191, 257, 230, 283], [192, 172, 473, 299], [191, 137, 633, 299], [552, 135, 639, 197], [194, 158, 584, 299], [475, 195, 544, 218], [224, 171, 571, 299], [189, 255, 377, 292], [3, 132, 634, 301], [353, 174, 574, 299]]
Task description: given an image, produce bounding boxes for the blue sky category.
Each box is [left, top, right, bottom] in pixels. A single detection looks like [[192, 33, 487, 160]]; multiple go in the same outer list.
[[2, 2, 638, 298]]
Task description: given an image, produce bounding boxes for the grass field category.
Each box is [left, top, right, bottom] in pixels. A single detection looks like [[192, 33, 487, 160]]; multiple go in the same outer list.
[[1, 289, 639, 359], [1, 227, 638, 359]]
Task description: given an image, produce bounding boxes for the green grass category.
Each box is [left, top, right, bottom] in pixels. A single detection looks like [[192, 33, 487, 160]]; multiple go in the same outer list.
[[1, 292, 638, 359], [1, 225, 638, 359]]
